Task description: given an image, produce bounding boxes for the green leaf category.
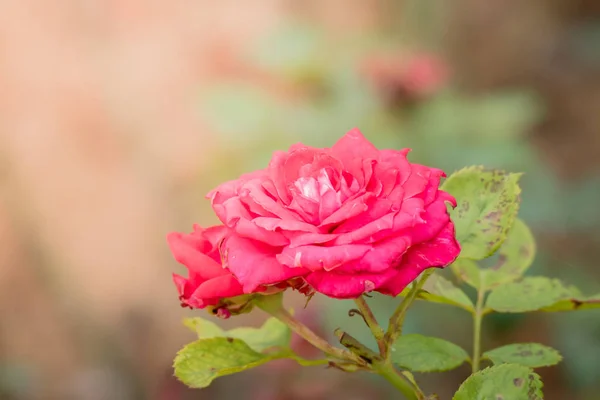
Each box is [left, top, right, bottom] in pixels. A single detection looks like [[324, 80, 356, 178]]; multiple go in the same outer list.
[[174, 338, 283, 388], [486, 277, 572, 313], [391, 334, 469, 372], [442, 166, 522, 260], [227, 317, 291, 352], [484, 343, 562, 368], [184, 316, 291, 353], [451, 258, 482, 288], [486, 219, 536, 284], [420, 274, 474, 311], [541, 293, 600, 312], [453, 364, 543, 400], [253, 292, 284, 314], [183, 318, 225, 338], [452, 219, 536, 290]]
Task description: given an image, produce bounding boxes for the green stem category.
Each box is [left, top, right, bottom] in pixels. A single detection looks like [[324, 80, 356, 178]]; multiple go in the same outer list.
[[354, 296, 386, 355], [472, 286, 486, 373], [376, 363, 419, 400], [288, 355, 330, 367], [385, 269, 433, 359], [263, 306, 366, 366]]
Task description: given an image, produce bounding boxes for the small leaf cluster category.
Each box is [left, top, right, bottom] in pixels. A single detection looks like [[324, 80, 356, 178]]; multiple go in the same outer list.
[[390, 166, 598, 398], [174, 317, 322, 388]]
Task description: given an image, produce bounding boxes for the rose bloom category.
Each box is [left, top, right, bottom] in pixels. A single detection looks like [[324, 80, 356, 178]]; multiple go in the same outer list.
[[202, 128, 460, 299]]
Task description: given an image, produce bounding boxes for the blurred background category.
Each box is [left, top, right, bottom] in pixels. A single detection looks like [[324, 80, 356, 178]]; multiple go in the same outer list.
[[1, 1, 599, 399]]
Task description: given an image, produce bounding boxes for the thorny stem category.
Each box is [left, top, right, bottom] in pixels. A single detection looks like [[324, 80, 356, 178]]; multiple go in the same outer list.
[[263, 306, 367, 366], [384, 269, 434, 360], [375, 363, 419, 400], [353, 296, 387, 355], [472, 285, 486, 373]]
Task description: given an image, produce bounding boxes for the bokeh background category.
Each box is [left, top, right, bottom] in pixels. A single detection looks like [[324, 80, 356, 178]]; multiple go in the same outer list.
[[1, 1, 599, 399]]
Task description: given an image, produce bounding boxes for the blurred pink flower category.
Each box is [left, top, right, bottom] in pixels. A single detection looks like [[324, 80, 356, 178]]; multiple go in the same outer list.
[[362, 52, 449, 102]]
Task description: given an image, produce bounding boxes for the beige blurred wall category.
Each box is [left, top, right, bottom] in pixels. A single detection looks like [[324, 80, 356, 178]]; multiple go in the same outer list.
[[0, 1, 289, 398]]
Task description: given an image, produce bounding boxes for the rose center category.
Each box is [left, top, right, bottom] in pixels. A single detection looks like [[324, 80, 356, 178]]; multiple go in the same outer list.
[[294, 169, 336, 203]]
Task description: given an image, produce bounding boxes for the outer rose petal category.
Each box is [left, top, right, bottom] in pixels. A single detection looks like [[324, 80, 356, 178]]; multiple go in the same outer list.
[[191, 274, 245, 301], [377, 222, 461, 296], [335, 235, 411, 273], [420, 168, 446, 205], [268, 150, 293, 205], [330, 128, 379, 186], [167, 232, 227, 280], [305, 269, 397, 299], [378, 148, 412, 188], [212, 196, 253, 228], [173, 273, 190, 299], [407, 197, 450, 244], [224, 235, 309, 292], [168, 225, 258, 311], [402, 163, 432, 199]]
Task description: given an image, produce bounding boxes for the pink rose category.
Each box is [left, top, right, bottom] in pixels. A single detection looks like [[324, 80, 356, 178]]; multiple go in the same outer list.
[[168, 225, 251, 311], [208, 129, 460, 299]]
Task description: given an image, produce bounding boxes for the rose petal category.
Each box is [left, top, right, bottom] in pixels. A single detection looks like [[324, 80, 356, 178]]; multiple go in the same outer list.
[[421, 168, 445, 205], [374, 268, 425, 298], [172, 273, 189, 298], [378, 148, 412, 187], [243, 179, 302, 221], [232, 218, 289, 246], [332, 196, 393, 234], [167, 231, 227, 280], [212, 196, 253, 228], [363, 210, 422, 244], [335, 235, 411, 273], [304, 269, 397, 299], [253, 216, 319, 233], [288, 192, 320, 224], [191, 274, 245, 301], [198, 225, 228, 249], [407, 199, 450, 244], [330, 128, 380, 186], [377, 222, 460, 296], [224, 235, 309, 292], [286, 231, 338, 248], [282, 147, 322, 184], [402, 164, 431, 199], [333, 212, 395, 244], [319, 192, 373, 227], [319, 187, 342, 222], [277, 244, 371, 272], [339, 171, 360, 201], [333, 195, 423, 243], [268, 150, 293, 205], [208, 169, 266, 203]]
